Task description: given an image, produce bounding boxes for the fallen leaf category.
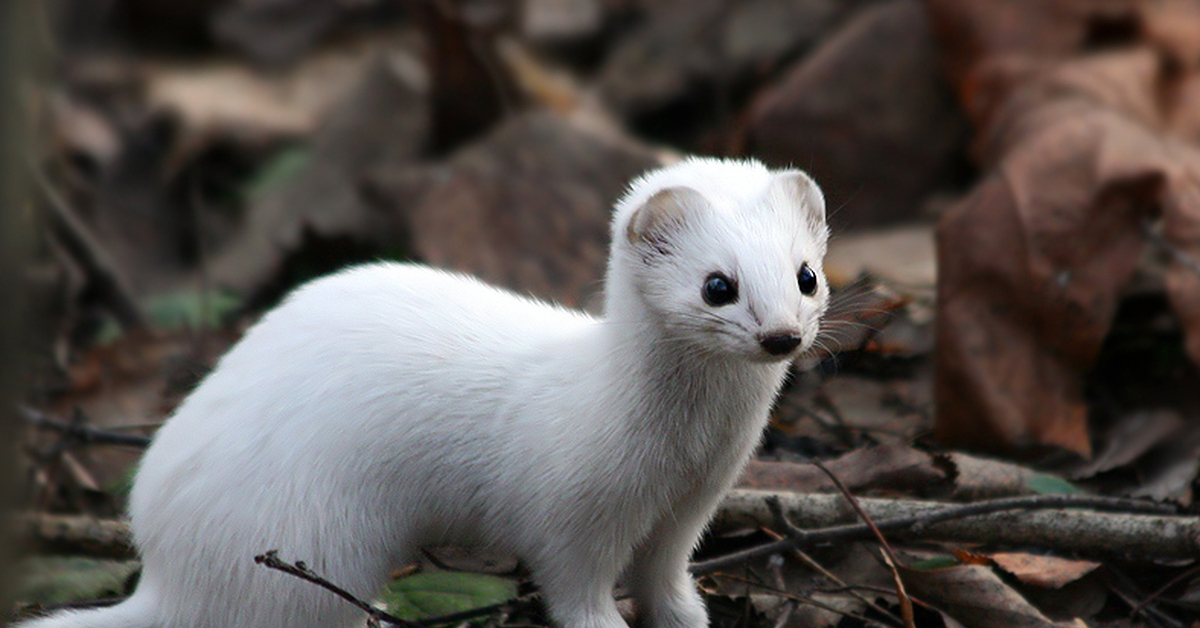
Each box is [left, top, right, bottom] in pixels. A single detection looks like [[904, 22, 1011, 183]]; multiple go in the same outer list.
[[900, 563, 1079, 628], [737, 444, 945, 493], [933, 47, 1200, 457], [369, 110, 662, 307], [987, 553, 1100, 589], [1129, 428, 1200, 503], [746, 0, 968, 229], [144, 44, 383, 138], [934, 453, 1079, 500], [924, 0, 1141, 109], [1068, 409, 1186, 479], [208, 51, 431, 295], [824, 224, 937, 290], [380, 572, 517, 622]]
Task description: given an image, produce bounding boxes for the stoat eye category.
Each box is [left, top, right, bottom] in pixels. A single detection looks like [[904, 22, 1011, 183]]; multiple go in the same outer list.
[[798, 264, 818, 296], [702, 273, 738, 306]]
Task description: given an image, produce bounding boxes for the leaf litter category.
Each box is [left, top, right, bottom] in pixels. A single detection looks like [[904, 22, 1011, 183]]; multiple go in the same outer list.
[[13, 0, 1200, 626]]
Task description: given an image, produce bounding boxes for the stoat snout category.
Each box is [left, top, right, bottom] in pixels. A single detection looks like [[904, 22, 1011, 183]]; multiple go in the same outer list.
[[757, 330, 803, 357]]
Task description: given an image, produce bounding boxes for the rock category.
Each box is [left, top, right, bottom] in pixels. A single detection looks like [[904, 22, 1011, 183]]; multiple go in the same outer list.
[[745, 0, 970, 229], [367, 109, 664, 308]]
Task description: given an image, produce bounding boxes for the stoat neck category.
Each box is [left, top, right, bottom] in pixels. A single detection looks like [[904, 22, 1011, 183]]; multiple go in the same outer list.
[[600, 276, 787, 451]]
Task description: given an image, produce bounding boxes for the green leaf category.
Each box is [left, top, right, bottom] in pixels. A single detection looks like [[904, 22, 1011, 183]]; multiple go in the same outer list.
[[907, 555, 960, 570], [243, 146, 311, 202], [144, 289, 242, 331], [1026, 473, 1082, 495], [379, 572, 517, 623], [15, 557, 140, 605]]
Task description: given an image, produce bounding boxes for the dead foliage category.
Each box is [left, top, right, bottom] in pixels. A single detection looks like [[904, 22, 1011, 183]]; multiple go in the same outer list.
[[11, 0, 1200, 626]]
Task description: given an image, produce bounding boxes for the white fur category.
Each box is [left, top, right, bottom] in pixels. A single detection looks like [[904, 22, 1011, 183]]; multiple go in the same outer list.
[[17, 157, 829, 628]]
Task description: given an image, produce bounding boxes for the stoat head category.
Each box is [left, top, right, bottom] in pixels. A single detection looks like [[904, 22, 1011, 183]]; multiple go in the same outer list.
[[606, 158, 830, 364]]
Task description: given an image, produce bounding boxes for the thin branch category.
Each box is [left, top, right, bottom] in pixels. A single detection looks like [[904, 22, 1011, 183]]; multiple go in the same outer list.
[[19, 405, 152, 448], [1130, 564, 1200, 618], [709, 572, 882, 627], [692, 492, 1184, 574], [18, 512, 136, 559], [759, 525, 904, 627], [254, 550, 535, 628], [810, 460, 914, 628], [255, 551, 418, 628], [415, 592, 540, 627]]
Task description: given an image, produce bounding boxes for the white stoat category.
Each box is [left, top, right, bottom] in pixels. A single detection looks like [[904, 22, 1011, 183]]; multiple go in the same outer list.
[[17, 157, 830, 628]]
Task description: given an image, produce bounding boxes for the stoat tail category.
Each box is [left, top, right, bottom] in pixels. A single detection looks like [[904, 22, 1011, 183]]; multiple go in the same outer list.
[[14, 593, 157, 628]]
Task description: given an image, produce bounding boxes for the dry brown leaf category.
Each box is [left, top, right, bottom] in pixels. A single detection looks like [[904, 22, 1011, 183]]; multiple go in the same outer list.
[[370, 110, 663, 308], [746, 0, 967, 229], [1141, 0, 1200, 70], [737, 444, 944, 493], [144, 43, 392, 138], [970, 49, 1167, 165], [1167, 72, 1200, 143], [900, 563, 1081, 628], [933, 44, 1200, 457], [935, 453, 1059, 500], [987, 553, 1101, 589], [925, 0, 1140, 101], [208, 53, 431, 294], [1069, 409, 1186, 479]]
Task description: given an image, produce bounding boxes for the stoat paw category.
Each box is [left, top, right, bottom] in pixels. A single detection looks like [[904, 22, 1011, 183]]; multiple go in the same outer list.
[[645, 592, 709, 628]]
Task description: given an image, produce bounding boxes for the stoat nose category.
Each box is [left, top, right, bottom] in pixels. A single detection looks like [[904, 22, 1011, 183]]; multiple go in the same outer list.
[[758, 331, 802, 356]]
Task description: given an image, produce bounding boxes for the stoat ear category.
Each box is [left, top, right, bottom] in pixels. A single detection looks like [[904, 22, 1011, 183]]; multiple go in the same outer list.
[[625, 186, 709, 252], [766, 169, 826, 236]]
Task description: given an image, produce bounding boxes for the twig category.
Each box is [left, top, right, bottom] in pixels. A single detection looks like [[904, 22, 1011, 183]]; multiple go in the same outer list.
[[17, 512, 136, 559], [254, 551, 417, 628], [1130, 564, 1200, 618], [709, 572, 881, 627], [19, 405, 152, 448], [693, 490, 1187, 573], [759, 525, 903, 627], [415, 592, 539, 627], [1109, 566, 1185, 628], [27, 158, 145, 330], [810, 461, 914, 628], [254, 550, 535, 628]]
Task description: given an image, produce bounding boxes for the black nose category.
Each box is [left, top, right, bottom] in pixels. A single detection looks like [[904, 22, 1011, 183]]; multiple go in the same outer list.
[[758, 332, 802, 356]]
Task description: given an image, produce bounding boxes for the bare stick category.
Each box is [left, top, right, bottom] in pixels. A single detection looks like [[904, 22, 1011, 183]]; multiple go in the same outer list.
[[759, 524, 903, 627], [415, 592, 540, 627], [19, 405, 152, 448], [17, 512, 136, 559], [693, 490, 1188, 573], [810, 461, 914, 628], [254, 550, 533, 628], [254, 551, 417, 628], [1130, 564, 1200, 618]]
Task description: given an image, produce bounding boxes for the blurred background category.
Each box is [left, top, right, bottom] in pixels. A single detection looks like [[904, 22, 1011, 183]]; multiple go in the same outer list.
[[8, 0, 1200, 625]]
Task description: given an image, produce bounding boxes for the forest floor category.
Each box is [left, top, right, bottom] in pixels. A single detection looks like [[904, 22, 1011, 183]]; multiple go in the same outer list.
[[12, 1, 1200, 627]]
